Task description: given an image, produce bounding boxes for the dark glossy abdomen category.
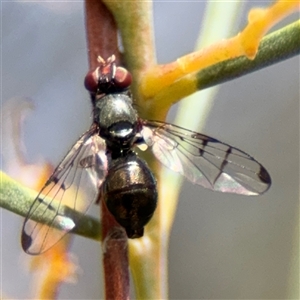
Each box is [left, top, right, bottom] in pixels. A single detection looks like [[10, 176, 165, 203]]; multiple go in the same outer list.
[[103, 152, 157, 238]]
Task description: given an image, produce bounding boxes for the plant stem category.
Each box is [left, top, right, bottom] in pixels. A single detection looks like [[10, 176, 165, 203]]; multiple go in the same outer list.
[[196, 20, 300, 90], [85, 0, 121, 68], [84, 1, 130, 299], [101, 200, 130, 300], [0, 171, 101, 240]]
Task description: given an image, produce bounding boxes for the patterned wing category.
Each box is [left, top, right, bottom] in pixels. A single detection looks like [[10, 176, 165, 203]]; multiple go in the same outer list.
[[140, 120, 271, 195], [21, 126, 108, 254]]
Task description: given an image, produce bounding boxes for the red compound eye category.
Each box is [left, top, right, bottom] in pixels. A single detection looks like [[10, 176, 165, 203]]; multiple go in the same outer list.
[[84, 68, 99, 93], [84, 65, 132, 94], [114, 67, 132, 89]]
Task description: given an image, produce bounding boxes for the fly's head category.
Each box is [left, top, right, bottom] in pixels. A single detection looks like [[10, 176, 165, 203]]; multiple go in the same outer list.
[[84, 55, 132, 96]]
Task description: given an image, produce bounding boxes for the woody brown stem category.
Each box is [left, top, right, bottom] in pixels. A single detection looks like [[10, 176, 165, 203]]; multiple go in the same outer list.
[[84, 1, 130, 299], [85, 0, 121, 69]]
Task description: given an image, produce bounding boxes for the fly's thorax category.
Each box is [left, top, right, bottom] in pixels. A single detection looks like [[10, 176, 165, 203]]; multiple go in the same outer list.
[[94, 93, 138, 148]]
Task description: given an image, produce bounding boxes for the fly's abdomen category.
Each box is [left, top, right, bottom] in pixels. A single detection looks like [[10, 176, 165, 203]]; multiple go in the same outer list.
[[102, 153, 157, 238]]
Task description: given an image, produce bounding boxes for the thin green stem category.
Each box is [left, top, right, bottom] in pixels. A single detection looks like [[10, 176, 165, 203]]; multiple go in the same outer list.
[[196, 20, 300, 90], [0, 171, 101, 241]]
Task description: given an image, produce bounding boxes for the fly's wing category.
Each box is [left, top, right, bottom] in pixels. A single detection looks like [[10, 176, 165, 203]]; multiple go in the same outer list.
[[140, 120, 271, 195], [21, 126, 108, 254]]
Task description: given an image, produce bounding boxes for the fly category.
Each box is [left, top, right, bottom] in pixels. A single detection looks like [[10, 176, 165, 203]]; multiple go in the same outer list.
[[21, 55, 271, 254]]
